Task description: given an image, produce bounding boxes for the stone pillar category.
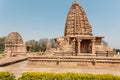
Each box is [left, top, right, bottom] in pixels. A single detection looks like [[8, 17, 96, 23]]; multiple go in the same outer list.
[[92, 39, 95, 54], [72, 39, 76, 54], [77, 39, 81, 54]]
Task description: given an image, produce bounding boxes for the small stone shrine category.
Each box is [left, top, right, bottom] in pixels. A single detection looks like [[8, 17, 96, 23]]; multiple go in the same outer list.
[[5, 32, 27, 54]]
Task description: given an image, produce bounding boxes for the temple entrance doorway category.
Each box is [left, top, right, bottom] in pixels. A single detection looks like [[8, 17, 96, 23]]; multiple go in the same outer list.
[[81, 40, 92, 53]]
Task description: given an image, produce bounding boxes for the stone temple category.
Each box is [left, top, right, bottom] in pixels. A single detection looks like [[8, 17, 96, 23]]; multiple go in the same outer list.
[[5, 32, 27, 54], [55, 0, 114, 56]]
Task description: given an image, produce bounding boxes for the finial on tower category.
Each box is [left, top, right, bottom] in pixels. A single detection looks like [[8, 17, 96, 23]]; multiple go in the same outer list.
[[73, 0, 79, 4], [74, 0, 77, 2]]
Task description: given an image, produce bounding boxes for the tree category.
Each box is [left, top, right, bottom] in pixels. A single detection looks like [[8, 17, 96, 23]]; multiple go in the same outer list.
[[38, 38, 49, 45], [26, 40, 38, 52], [0, 37, 5, 51], [25, 38, 49, 52], [39, 38, 49, 52], [50, 39, 56, 48], [31, 45, 41, 52], [40, 42, 46, 52], [25, 40, 37, 46]]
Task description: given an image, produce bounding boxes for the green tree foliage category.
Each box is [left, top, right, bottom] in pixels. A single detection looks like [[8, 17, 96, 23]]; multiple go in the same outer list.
[[31, 45, 41, 52], [0, 37, 5, 53], [50, 39, 56, 48], [26, 38, 49, 52], [39, 41, 46, 52], [25, 40, 37, 46]]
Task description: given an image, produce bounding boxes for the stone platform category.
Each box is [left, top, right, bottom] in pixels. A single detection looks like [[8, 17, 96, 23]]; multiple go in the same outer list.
[[28, 55, 120, 67], [0, 55, 27, 67]]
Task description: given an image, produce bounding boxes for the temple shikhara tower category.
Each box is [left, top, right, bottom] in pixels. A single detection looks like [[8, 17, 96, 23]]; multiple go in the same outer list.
[[55, 0, 113, 56]]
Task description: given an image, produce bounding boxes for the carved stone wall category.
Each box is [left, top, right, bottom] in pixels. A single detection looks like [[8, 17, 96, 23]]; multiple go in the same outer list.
[[55, 37, 72, 52]]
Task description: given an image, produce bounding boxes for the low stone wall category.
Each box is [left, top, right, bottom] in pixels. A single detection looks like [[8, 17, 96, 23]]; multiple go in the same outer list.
[[54, 51, 115, 57], [28, 56, 120, 67], [96, 51, 115, 57], [54, 51, 73, 56]]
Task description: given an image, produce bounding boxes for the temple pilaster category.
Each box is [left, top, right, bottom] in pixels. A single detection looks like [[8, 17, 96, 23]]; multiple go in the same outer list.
[[77, 38, 82, 54], [92, 39, 95, 54]]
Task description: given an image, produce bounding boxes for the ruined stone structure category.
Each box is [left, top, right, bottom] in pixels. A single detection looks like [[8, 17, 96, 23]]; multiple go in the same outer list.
[[55, 0, 114, 56], [5, 32, 27, 54]]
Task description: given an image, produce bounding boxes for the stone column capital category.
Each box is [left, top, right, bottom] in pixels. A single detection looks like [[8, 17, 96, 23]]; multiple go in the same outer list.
[[72, 38, 76, 42], [92, 39, 96, 42], [76, 38, 82, 42]]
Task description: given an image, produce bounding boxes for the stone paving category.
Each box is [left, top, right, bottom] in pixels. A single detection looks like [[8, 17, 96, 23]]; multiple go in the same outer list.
[[0, 60, 120, 78], [0, 55, 27, 66]]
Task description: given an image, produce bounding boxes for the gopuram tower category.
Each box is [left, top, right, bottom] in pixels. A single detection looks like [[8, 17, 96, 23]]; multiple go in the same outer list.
[[54, 0, 114, 56]]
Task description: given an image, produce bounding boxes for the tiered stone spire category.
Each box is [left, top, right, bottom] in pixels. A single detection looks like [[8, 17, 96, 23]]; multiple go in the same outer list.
[[64, 1, 92, 36], [74, 0, 77, 2]]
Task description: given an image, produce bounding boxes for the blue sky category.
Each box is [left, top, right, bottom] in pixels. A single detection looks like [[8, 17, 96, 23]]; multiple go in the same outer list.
[[0, 0, 120, 49]]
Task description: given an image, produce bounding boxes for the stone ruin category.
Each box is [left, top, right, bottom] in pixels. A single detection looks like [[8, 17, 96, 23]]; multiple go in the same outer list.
[[5, 32, 27, 56], [54, 0, 114, 56]]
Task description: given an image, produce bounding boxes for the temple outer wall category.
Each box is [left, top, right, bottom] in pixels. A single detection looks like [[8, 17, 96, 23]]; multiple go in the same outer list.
[[28, 56, 120, 67], [29, 60, 120, 67]]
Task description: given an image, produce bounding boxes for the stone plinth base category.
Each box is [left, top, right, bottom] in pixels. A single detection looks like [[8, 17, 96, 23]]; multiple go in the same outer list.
[[28, 55, 120, 67], [77, 53, 96, 57]]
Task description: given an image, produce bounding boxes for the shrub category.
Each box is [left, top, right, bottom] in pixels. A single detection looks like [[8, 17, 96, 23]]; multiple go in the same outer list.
[[0, 51, 4, 54], [0, 72, 15, 80], [18, 72, 120, 80]]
